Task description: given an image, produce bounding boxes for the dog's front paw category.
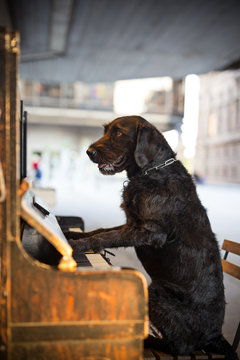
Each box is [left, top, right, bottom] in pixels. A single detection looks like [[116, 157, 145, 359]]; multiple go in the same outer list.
[[68, 238, 91, 253]]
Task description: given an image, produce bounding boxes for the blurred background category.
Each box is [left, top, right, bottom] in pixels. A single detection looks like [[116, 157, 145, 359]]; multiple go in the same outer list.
[[1, 0, 239, 352]]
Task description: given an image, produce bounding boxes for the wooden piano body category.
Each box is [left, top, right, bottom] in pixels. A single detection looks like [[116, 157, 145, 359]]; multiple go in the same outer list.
[[0, 28, 148, 360]]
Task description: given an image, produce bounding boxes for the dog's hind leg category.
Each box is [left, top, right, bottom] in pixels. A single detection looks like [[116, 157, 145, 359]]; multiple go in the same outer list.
[[147, 283, 194, 354], [203, 335, 238, 360], [144, 334, 170, 352]]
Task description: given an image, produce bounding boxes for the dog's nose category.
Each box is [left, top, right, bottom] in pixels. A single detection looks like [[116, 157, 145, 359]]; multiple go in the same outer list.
[[86, 147, 97, 160]]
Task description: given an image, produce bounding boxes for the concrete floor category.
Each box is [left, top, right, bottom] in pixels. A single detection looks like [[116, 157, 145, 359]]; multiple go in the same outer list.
[[52, 175, 240, 356]]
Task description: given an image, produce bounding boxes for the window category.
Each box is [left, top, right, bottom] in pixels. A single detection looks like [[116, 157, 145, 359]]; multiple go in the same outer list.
[[208, 113, 218, 136]]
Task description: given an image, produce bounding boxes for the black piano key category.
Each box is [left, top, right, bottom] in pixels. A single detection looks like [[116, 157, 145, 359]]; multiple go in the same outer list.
[[76, 253, 92, 267]]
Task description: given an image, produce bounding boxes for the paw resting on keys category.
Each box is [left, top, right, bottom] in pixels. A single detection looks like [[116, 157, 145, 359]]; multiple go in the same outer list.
[[68, 236, 102, 262], [68, 238, 91, 253], [68, 239, 88, 263]]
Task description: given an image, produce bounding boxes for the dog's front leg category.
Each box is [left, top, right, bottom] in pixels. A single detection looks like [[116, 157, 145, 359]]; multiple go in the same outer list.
[[64, 224, 125, 240], [68, 228, 128, 255], [68, 224, 167, 260]]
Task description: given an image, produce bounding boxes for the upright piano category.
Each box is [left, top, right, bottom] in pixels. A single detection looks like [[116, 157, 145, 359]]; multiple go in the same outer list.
[[0, 27, 148, 360]]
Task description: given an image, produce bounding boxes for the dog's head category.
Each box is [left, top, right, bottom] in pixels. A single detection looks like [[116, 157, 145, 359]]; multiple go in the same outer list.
[[87, 116, 175, 175]]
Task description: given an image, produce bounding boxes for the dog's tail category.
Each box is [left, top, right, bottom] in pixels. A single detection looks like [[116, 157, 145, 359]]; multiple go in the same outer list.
[[203, 335, 239, 360]]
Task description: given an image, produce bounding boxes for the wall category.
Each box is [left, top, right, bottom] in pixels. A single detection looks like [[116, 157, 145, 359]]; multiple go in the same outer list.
[[195, 70, 240, 184]]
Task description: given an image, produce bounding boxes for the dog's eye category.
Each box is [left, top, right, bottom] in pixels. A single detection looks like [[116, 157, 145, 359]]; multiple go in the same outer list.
[[115, 130, 123, 137]]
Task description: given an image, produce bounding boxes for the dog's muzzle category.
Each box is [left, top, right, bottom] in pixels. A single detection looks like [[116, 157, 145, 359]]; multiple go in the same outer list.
[[86, 147, 97, 161]]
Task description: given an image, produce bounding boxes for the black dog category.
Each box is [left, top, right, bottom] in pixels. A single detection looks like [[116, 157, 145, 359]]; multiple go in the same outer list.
[[66, 116, 237, 358]]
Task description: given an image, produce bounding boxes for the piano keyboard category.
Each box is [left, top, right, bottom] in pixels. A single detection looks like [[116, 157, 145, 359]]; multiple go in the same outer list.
[[76, 253, 111, 268], [22, 207, 111, 269], [63, 224, 111, 269]]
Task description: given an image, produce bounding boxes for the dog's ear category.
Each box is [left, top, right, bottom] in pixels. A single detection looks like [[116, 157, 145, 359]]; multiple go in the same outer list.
[[134, 124, 161, 168]]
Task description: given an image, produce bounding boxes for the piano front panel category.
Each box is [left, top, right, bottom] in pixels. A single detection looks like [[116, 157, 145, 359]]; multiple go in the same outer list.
[[10, 240, 148, 359], [11, 241, 147, 323], [11, 338, 143, 360]]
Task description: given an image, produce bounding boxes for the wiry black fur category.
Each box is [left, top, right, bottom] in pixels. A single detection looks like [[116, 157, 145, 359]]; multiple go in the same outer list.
[[65, 116, 238, 359]]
